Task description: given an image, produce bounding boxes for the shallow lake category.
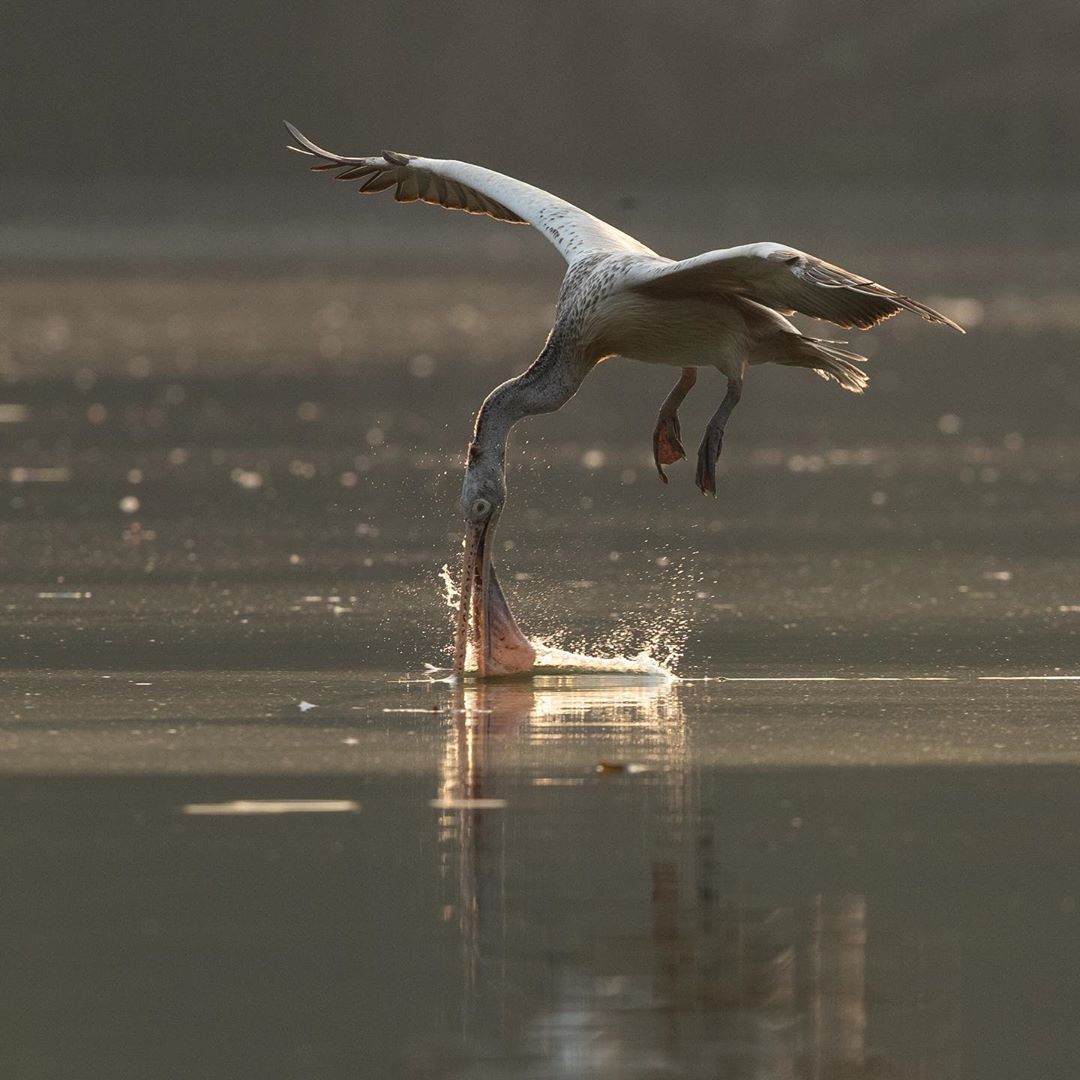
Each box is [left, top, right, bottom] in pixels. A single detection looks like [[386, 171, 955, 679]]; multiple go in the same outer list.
[[1, 268, 1079, 1077]]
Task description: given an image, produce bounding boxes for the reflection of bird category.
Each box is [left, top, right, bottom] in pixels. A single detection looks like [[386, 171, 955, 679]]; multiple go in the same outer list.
[[435, 679, 687, 1040], [285, 123, 963, 675]]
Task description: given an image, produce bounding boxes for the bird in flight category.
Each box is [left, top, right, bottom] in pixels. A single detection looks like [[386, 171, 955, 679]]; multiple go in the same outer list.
[[285, 122, 962, 677]]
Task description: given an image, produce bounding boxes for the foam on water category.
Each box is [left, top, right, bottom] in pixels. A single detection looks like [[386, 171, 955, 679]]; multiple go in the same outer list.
[[437, 562, 682, 681], [528, 641, 676, 679], [425, 639, 678, 682]]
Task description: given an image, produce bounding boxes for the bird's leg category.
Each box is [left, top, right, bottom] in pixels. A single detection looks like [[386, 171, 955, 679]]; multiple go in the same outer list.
[[695, 376, 743, 496], [653, 367, 697, 483]]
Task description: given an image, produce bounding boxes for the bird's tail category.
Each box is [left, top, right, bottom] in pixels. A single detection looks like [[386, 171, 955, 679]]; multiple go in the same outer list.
[[782, 336, 870, 394]]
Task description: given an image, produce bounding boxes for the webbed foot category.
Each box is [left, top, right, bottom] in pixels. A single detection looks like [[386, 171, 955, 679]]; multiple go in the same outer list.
[[653, 414, 686, 483]]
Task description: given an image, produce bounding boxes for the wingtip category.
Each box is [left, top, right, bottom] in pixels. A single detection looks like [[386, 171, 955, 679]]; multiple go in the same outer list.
[[935, 312, 966, 334], [283, 121, 314, 156], [280, 122, 366, 165], [910, 297, 966, 334]]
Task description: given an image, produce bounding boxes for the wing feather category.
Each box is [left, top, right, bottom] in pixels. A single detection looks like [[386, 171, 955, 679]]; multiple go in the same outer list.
[[284, 121, 653, 264], [630, 242, 964, 332], [333, 165, 380, 182], [394, 173, 421, 203], [359, 172, 397, 194]]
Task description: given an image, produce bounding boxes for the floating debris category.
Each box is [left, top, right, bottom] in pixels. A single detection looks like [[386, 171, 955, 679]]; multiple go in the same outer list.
[[978, 675, 1080, 681], [430, 798, 507, 810], [183, 800, 360, 815], [298, 701, 317, 712], [596, 761, 649, 775]]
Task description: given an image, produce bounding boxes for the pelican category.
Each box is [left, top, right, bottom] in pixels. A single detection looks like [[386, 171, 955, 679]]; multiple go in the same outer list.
[[284, 122, 963, 678]]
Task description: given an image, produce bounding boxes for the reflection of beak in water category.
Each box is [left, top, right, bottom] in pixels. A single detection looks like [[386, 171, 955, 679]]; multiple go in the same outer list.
[[445, 678, 687, 763], [436, 678, 688, 1001], [453, 516, 537, 678], [434, 680, 534, 998]]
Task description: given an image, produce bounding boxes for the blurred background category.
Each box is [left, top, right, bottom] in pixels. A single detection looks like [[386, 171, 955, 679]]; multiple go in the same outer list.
[[4, 0, 1080, 250], [3, 6, 1080, 1079], [3, 0, 1080, 263]]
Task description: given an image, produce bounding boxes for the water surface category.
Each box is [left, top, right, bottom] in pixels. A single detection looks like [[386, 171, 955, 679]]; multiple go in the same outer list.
[[2, 267, 1079, 1077]]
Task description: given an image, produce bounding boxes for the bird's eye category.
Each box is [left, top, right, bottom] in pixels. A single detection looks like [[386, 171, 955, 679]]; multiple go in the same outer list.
[[472, 498, 491, 517]]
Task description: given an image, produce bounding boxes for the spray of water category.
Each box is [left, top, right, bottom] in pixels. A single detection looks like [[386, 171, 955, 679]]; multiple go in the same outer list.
[[439, 561, 460, 612], [437, 559, 691, 680]]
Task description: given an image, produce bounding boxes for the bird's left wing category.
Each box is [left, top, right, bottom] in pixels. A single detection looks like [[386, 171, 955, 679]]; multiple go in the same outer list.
[[284, 122, 654, 265], [628, 242, 964, 332]]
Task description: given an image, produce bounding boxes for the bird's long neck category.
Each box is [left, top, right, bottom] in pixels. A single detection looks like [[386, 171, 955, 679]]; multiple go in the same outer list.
[[469, 338, 590, 471]]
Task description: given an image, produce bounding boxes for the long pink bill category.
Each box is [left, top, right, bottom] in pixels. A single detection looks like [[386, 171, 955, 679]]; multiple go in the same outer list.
[[453, 521, 536, 679]]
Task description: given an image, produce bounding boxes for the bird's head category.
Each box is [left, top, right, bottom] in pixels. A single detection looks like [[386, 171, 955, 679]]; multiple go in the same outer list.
[[459, 447, 505, 527], [452, 445, 534, 677]]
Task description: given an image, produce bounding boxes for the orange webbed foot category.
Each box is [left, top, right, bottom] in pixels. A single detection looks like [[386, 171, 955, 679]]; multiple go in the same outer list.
[[653, 415, 686, 483]]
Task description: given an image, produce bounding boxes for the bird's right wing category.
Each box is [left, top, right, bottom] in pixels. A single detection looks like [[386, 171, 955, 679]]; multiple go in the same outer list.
[[284, 122, 654, 265], [629, 242, 964, 331]]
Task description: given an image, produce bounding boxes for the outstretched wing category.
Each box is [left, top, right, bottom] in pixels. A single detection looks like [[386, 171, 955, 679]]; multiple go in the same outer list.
[[629, 242, 964, 332], [284, 122, 654, 265]]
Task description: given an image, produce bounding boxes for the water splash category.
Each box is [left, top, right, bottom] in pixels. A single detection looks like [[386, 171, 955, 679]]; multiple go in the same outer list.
[[528, 642, 676, 679], [522, 552, 698, 676], [437, 562, 683, 680], [439, 562, 460, 612]]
